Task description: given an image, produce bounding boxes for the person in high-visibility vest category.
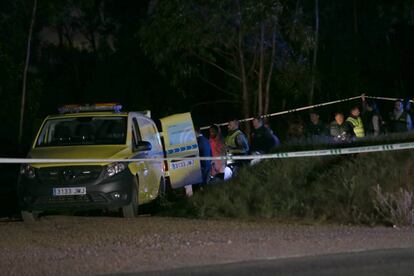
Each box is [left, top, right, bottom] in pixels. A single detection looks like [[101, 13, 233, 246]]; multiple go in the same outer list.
[[225, 119, 249, 155], [346, 107, 365, 138]]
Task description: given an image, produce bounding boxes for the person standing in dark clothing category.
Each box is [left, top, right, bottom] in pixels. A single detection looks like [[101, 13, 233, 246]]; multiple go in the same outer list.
[[404, 98, 414, 123], [196, 128, 212, 185], [251, 117, 276, 153], [330, 112, 355, 143], [305, 111, 329, 137], [361, 95, 383, 137], [389, 100, 413, 133], [285, 116, 306, 145], [264, 121, 281, 148]]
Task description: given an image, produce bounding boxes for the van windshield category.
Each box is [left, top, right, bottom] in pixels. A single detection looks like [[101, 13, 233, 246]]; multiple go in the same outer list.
[[36, 116, 127, 147]]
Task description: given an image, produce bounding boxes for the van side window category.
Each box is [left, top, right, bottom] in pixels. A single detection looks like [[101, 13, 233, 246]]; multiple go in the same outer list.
[[132, 117, 141, 141], [137, 117, 162, 153], [166, 121, 196, 146], [132, 117, 142, 149]]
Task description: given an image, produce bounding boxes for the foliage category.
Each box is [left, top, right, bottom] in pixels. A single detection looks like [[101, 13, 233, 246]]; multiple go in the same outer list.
[[0, 0, 413, 149], [141, 0, 313, 117], [374, 185, 414, 226], [162, 150, 414, 226], [0, 0, 43, 150]]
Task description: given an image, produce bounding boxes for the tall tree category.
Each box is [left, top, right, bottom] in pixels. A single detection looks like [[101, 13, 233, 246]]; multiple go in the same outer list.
[[18, 0, 37, 146], [309, 0, 319, 104], [141, 0, 310, 120]]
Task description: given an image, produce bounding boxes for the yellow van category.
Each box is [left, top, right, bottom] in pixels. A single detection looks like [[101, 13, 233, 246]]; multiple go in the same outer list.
[[18, 104, 202, 221]]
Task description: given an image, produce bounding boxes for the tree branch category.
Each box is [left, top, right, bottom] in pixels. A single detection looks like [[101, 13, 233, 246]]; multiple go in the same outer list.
[[248, 39, 258, 76], [192, 51, 242, 81], [198, 75, 239, 98]]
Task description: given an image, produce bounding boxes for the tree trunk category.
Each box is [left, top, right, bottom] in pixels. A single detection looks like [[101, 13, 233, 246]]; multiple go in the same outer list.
[[257, 23, 265, 116], [353, 0, 360, 94], [292, 0, 301, 37], [309, 0, 319, 105], [18, 0, 37, 146], [57, 24, 63, 47], [238, 29, 249, 121], [236, 0, 249, 121], [353, 0, 359, 36], [264, 31, 276, 115]]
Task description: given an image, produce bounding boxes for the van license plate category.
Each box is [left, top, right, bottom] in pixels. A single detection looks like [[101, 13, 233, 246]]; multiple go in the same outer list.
[[53, 187, 86, 196]]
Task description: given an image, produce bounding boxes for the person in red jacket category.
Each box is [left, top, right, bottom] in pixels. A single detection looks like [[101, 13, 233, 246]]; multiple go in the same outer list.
[[208, 125, 226, 179]]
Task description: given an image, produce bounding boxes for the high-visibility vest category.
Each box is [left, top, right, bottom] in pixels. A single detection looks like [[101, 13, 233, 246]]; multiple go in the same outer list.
[[346, 116, 365, 138], [225, 129, 246, 154]]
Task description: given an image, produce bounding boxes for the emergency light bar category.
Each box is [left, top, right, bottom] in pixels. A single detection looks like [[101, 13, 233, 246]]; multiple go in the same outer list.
[[58, 103, 123, 114]]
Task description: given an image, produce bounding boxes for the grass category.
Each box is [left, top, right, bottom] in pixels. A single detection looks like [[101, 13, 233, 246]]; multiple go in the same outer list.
[[162, 148, 414, 226]]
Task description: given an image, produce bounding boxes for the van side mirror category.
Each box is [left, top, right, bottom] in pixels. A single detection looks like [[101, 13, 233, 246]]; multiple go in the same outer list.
[[135, 141, 152, 152]]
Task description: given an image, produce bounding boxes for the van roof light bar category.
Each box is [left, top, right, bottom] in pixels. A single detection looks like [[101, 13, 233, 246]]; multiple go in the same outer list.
[[58, 103, 123, 114]]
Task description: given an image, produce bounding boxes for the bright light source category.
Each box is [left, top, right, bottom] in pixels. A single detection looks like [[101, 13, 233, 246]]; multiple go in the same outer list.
[[105, 163, 126, 178]]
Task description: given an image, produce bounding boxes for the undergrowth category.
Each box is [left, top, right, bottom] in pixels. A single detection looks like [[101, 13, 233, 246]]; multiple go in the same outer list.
[[162, 150, 414, 226]]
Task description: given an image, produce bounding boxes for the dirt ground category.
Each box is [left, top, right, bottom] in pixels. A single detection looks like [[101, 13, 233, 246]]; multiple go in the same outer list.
[[1, 215, 414, 275]]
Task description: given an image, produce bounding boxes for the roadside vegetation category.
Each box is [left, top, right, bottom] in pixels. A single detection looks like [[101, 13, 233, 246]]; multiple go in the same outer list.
[[163, 148, 414, 227]]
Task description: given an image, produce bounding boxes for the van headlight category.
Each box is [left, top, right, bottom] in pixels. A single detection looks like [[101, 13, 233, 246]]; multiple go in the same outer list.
[[105, 163, 126, 178], [20, 164, 36, 179]]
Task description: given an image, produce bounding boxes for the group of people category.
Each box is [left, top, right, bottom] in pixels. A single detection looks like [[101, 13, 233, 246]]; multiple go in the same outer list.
[[196, 117, 280, 182], [196, 95, 414, 183], [288, 95, 413, 144]]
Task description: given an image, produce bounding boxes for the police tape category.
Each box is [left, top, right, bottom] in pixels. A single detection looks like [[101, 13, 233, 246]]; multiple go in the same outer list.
[[200, 95, 414, 130], [200, 95, 363, 130], [1, 141, 414, 164], [364, 95, 414, 103]]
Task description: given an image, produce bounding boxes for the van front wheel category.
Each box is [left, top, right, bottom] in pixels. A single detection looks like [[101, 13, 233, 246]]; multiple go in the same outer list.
[[122, 179, 139, 218]]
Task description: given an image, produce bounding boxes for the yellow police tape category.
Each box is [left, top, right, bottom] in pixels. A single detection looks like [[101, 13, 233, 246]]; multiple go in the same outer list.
[[1, 141, 414, 164]]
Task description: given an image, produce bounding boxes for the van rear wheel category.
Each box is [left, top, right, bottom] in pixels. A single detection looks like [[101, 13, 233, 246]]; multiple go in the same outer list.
[[122, 179, 139, 218]]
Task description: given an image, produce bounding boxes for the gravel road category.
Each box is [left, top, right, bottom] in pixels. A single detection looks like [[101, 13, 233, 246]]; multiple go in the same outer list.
[[1, 215, 414, 275]]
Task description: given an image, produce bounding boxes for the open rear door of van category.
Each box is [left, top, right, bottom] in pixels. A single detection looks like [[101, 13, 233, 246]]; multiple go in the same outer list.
[[160, 113, 202, 189]]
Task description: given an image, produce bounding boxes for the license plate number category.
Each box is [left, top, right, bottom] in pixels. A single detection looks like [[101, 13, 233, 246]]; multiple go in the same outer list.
[[53, 187, 86, 196]]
